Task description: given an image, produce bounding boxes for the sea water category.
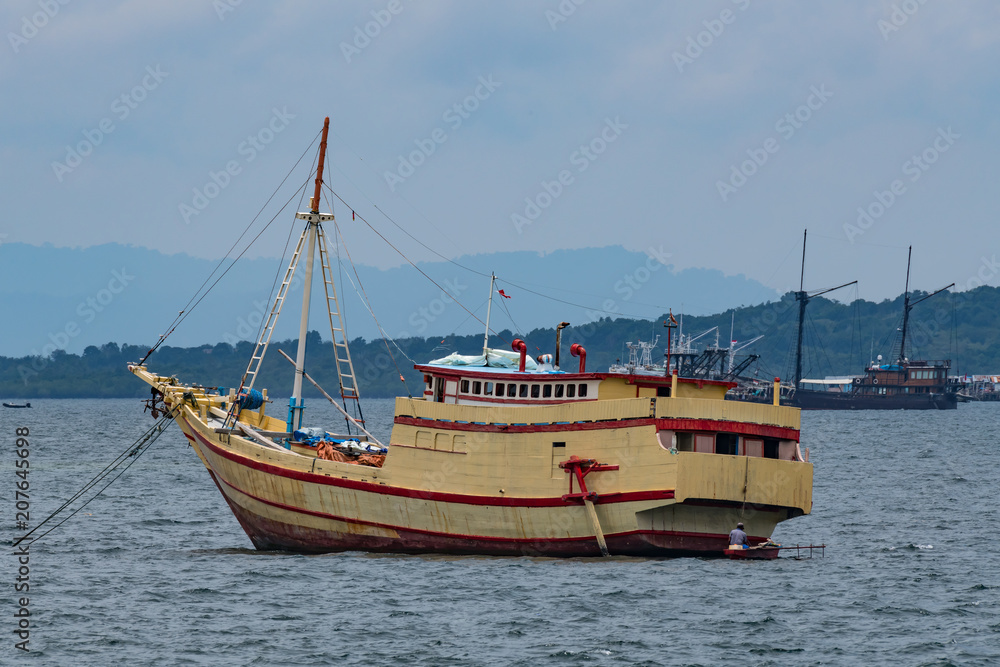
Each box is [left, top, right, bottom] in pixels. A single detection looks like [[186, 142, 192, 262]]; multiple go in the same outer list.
[[0, 399, 998, 665]]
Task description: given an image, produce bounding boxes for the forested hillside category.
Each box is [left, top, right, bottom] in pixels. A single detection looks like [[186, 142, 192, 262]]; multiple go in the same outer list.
[[2, 286, 996, 399]]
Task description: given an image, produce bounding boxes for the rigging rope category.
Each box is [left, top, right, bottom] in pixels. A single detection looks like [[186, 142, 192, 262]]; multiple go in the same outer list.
[[247, 160, 315, 357], [322, 131, 669, 320], [497, 288, 525, 337], [13, 408, 178, 547], [331, 219, 415, 396], [138, 130, 323, 366]]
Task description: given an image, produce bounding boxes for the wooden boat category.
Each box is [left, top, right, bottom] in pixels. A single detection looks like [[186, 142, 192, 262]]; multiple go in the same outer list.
[[130, 118, 813, 557]]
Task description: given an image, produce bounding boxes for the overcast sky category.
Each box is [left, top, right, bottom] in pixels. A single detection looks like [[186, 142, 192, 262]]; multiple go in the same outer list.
[[3, 0, 998, 304]]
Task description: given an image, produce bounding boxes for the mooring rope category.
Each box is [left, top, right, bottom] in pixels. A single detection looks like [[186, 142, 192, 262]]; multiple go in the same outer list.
[[12, 408, 178, 547]]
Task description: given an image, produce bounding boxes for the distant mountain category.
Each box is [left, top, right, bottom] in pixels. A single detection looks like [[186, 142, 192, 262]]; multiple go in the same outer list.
[[0, 242, 779, 357]]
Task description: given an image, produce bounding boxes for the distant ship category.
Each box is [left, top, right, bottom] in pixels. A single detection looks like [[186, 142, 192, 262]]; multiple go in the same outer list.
[[740, 235, 958, 411]]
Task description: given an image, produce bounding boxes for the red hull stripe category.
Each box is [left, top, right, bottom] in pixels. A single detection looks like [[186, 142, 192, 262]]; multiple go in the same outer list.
[[224, 496, 756, 556], [184, 427, 675, 508], [206, 460, 735, 549], [393, 416, 798, 440]]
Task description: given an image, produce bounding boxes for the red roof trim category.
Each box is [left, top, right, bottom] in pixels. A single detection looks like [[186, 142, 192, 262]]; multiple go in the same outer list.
[[392, 416, 799, 440]]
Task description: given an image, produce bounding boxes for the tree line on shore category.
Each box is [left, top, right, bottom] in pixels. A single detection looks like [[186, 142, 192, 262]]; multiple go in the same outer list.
[[1, 286, 996, 399]]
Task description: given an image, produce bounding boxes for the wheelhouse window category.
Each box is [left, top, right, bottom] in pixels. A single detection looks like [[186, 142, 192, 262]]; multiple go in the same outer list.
[[485, 382, 494, 395], [554, 384, 564, 398], [472, 381, 482, 395], [519, 384, 528, 398], [543, 385, 552, 398], [495, 383, 504, 397], [578, 383, 588, 397], [460, 380, 470, 393], [744, 438, 764, 457], [566, 384, 576, 398], [715, 433, 739, 455], [507, 383, 517, 397], [531, 384, 540, 398], [763, 438, 779, 459]]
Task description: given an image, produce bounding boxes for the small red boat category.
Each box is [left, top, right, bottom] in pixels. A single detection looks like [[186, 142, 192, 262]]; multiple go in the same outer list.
[[724, 546, 780, 560], [724, 544, 824, 560]]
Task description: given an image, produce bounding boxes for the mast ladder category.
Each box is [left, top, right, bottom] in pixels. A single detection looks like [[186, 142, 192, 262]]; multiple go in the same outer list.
[[241, 224, 310, 392], [316, 225, 364, 424]]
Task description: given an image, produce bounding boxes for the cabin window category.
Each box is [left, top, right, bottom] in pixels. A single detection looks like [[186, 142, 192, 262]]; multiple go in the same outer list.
[[495, 383, 505, 397], [675, 432, 694, 452], [694, 434, 714, 453], [566, 384, 576, 398], [485, 382, 494, 395], [763, 438, 779, 459], [578, 383, 588, 397], [472, 381, 482, 395], [715, 433, 739, 455], [434, 377, 445, 403], [555, 384, 564, 398], [460, 380, 470, 393], [507, 384, 517, 397], [778, 440, 797, 460], [519, 384, 528, 398], [744, 438, 763, 458], [543, 385, 552, 398], [531, 384, 540, 398], [553, 441, 566, 448], [656, 386, 670, 397]]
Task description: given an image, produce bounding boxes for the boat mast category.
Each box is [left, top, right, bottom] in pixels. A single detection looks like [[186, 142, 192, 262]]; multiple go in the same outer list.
[[794, 229, 808, 390], [483, 273, 496, 355], [289, 118, 331, 432], [793, 229, 857, 389], [897, 246, 913, 365], [896, 246, 954, 365]]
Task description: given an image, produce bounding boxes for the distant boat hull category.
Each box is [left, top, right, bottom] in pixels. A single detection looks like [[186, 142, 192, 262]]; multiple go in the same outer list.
[[790, 389, 957, 411], [2, 402, 31, 408]]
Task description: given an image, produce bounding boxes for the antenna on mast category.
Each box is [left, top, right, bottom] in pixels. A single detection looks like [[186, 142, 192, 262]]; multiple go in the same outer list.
[[483, 273, 496, 356]]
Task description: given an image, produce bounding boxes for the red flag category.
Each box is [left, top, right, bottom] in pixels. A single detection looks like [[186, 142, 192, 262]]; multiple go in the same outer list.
[[498, 289, 511, 299]]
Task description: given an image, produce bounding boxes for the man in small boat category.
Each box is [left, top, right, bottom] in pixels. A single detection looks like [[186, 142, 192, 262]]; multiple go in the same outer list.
[[729, 522, 750, 549]]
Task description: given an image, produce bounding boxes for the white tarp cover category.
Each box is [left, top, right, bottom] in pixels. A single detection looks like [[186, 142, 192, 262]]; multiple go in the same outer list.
[[429, 348, 538, 370], [801, 377, 858, 385]]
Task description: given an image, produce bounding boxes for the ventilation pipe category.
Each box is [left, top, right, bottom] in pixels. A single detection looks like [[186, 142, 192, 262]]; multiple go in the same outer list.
[[554, 322, 570, 369], [512, 339, 527, 372], [570, 343, 587, 373]]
